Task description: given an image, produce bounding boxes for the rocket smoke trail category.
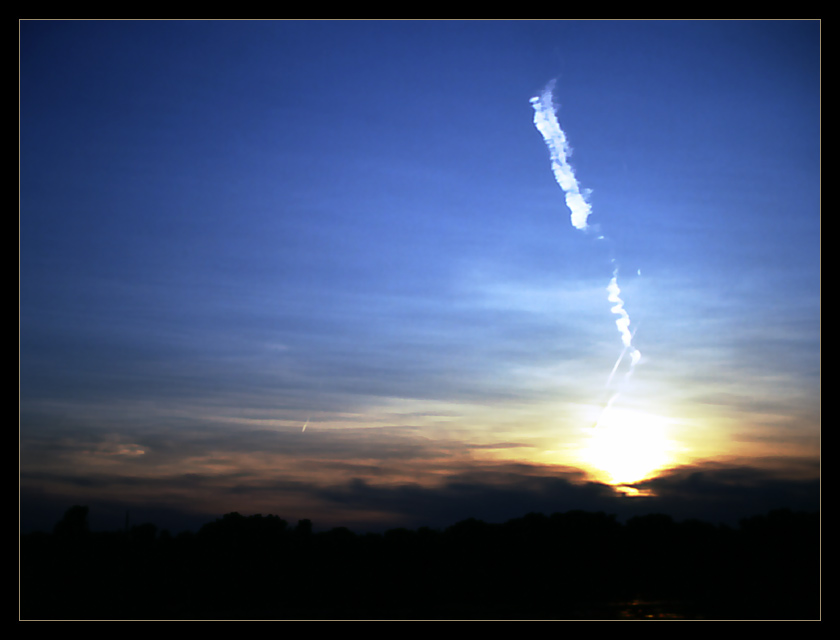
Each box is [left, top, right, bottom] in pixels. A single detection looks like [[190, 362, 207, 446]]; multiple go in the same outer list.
[[530, 80, 641, 400], [529, 80, 593, 231]]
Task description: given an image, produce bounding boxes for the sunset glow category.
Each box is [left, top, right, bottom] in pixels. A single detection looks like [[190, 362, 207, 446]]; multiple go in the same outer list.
[[578, 407, 678, 487], [21, 21, 819, 537]]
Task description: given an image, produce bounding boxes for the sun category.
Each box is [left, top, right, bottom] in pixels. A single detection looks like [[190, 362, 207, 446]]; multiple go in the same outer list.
[[577, 406, 677, 489]]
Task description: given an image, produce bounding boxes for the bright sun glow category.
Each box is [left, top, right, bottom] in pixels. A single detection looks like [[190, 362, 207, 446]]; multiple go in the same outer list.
[[577, 407, 677, 489]]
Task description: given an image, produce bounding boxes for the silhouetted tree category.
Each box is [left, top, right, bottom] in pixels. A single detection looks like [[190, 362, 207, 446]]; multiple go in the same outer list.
[[19, 506, 820, 620], [294, 518, 312, 538], [52, 505, 89, 539], [129, 522, 158, 543]]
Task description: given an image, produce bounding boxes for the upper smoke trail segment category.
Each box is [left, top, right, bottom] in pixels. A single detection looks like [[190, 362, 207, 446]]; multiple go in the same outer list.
[[529, 80, 593, 231]]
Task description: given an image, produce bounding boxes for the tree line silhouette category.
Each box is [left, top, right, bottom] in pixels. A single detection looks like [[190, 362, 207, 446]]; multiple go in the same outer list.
[[20, 505, 819, 619]]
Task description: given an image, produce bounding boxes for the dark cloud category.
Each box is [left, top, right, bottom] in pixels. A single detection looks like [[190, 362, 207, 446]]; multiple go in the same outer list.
[[313, 470, 612, 531], [630, 459, 820, 523], [309, 460, 819, 531], [21, 456, 818, 537]]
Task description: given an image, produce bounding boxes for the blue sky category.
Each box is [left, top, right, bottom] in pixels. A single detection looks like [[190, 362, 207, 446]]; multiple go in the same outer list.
[[20, 20, 820, 533]]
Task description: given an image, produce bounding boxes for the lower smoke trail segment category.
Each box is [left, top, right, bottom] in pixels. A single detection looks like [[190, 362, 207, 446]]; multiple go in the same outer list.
[[607, 270, 641, 370], [530, 80, 642, 404]]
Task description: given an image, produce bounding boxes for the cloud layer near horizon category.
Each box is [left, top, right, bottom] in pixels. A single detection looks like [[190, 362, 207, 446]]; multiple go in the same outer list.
[[21, 417, 819, 535]]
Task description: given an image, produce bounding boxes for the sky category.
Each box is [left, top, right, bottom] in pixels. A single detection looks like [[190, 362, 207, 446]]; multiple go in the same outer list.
[[20, 20, 820, 534]]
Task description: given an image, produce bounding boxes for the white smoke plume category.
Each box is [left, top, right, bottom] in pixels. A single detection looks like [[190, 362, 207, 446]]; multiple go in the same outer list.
[[530, 80, 642, 402], [529, 80, 593, 231]]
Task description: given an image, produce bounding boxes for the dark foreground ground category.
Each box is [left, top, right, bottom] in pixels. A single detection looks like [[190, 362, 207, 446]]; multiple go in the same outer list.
[[21, 507, 820, 620]]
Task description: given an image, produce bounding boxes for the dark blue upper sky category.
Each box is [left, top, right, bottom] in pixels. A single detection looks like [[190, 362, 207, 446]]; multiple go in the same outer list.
[[20, 20, 820, 533]]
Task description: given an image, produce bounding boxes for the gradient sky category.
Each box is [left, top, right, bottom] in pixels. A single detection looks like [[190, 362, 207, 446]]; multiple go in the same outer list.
[[20, 20, 820, 534]]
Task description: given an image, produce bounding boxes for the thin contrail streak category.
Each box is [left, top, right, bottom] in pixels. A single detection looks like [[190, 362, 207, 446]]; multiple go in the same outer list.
[[604, 322, 641, 390]]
